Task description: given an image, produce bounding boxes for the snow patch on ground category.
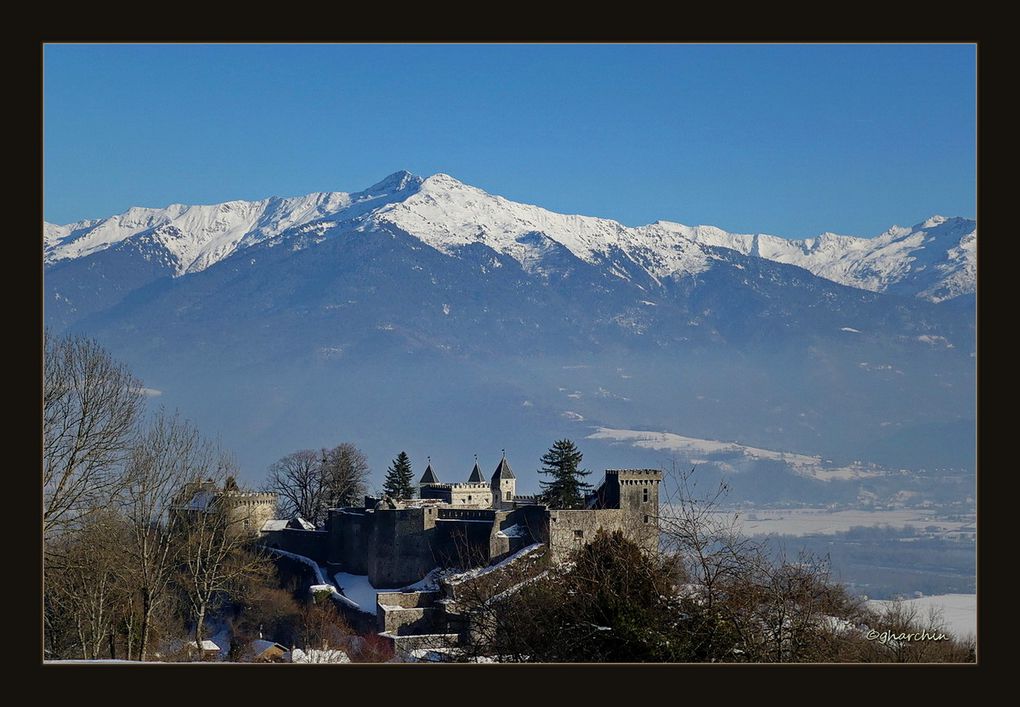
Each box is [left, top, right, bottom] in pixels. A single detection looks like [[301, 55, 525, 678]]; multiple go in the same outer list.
[[714, 508, 975, 537], [332, 572, 405, 613], [446, 543, 545, 584], [867, 593, 976, 640], [588, 427, 890, 481]]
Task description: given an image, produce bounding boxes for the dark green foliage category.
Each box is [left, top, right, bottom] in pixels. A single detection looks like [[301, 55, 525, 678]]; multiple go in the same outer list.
[[538, 439, 592, 509], [462, 530, 692, 662], [383, 451, 416, 500], [459, 529, 977, 663]]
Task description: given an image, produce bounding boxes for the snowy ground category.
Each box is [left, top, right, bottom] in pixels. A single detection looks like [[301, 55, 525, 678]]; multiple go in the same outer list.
[[588, 427, 891, 481], [332, 572, 404, 613], [867, 593, 976, 640], [709, 508, 975, 537]]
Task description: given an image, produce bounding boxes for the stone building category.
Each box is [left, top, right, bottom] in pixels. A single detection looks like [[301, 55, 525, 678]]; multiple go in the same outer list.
[[174, 477, 277, 536], [259, 456, 662, 588], [418, 458, 496, 508]]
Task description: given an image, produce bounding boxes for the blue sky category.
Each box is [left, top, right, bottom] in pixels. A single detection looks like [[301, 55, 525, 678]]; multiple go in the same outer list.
[[44, 44, 976, 237]]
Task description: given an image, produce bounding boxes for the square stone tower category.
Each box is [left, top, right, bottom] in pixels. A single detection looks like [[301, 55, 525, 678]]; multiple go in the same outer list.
[[490, 454, 516, 509]]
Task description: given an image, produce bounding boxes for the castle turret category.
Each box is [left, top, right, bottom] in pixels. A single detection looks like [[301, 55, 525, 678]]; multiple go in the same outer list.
[[490, 451, 516, 509], [467, 457, 485, 483], [419, 460, 440, 486]]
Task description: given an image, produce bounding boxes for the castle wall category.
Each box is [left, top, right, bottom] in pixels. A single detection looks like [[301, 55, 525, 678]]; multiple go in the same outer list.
[[259, 528, 329, 563], [546, 509, 626, 564], [366, 506, 439, 587], [504, 506, 548, 543], [329, 509, 369, 573], [433, 517, 497, 569], [491, 477, 516, 510], [225, 493, 277, 535], [420, 483, 492, 508], [379, 632, 461, 662], [448, 484, 492, 508], [611, 470, 661, 553]]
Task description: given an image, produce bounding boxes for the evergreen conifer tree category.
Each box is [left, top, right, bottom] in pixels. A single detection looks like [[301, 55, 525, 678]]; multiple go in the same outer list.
[[383, 451, 416, 500], [538, 439, 592, 509]]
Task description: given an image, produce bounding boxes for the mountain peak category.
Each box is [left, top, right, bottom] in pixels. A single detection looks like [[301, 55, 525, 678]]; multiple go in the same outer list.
[[921, 215, 949, 229], [421, 173, 470, 190], [363, 170, 422, 195]]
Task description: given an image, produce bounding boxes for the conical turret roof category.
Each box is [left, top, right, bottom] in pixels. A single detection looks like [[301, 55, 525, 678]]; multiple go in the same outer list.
[[420, 462, 440, 485], [491, 454, 515, 481], [467, 462, 485, 483]]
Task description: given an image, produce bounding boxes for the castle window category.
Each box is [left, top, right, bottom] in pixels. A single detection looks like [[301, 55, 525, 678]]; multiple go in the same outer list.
[[643, 515, 649, 524], [468, 495, 473, 501], [574, 530, 584, 538], [643, 487, 649, 502], [506, 491, 511, 500]]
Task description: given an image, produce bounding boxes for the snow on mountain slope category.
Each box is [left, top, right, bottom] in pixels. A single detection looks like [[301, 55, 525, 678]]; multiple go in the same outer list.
[[370, 174, 975, 298], [44, 172, 423, 275], [371, 174, 724, 280], [664, 217, 977, 302], [44, 170, 975, 300]]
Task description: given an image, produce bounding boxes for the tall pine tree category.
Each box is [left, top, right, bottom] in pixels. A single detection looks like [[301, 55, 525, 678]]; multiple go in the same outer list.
[[383, 451, 416, 500], [538, 439, 592, 509]]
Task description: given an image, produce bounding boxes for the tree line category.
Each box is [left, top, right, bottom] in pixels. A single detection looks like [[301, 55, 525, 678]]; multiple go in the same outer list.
[[450, 463, 976, 663], [44, 329, 973, 663], [45, 328, 265, 659]]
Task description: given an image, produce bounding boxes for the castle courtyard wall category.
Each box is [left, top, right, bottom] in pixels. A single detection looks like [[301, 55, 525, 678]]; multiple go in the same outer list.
[[367, 506, 439, 587], [259, 528, 329, 563], [546, 509, 628, 564]]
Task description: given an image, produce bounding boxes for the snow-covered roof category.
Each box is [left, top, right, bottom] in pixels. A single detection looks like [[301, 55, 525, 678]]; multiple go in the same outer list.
[[261, 519, 288, 532], [288, 515, 316, 530], [248, 639, 287, 658]]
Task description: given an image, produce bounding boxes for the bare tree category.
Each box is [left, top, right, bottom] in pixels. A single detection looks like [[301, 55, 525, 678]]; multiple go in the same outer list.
[[262, 443, 369, 526], [452, 463, 976, 663], [263, 450, 323, 522], [43, 329, 144, 537], [177, 459, 274, 651], [44, 508, 129, 659], [320, 443, 369, 510], [123, 410, 216, 660]]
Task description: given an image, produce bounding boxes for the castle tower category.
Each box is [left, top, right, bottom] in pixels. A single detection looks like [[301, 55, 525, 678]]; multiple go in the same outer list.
[[601, 469, 662, 552], [467, 456, 485, 483], [490, 451, 516, 509], [419, 459, 440, 489]]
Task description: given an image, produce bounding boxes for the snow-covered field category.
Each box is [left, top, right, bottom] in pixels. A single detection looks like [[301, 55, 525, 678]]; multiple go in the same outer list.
[[712, 508, 975, 537], [589, 427, 891, 481], [867, 593, 976, 640]]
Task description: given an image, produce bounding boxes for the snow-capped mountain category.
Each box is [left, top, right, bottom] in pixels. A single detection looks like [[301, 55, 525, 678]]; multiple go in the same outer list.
[[685, 215, 977, 303], [43, 171, 975, 499], [44, 171, 423, 275], [44, 171, 975, 302]]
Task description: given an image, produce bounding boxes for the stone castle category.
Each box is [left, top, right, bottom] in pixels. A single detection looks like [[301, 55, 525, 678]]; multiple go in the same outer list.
[[259, 455, 662, 588], [173, 476, 277, 533]]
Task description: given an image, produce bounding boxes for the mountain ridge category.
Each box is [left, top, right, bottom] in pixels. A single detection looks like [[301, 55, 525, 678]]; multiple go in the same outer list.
[[45, 171, 975, 303]]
